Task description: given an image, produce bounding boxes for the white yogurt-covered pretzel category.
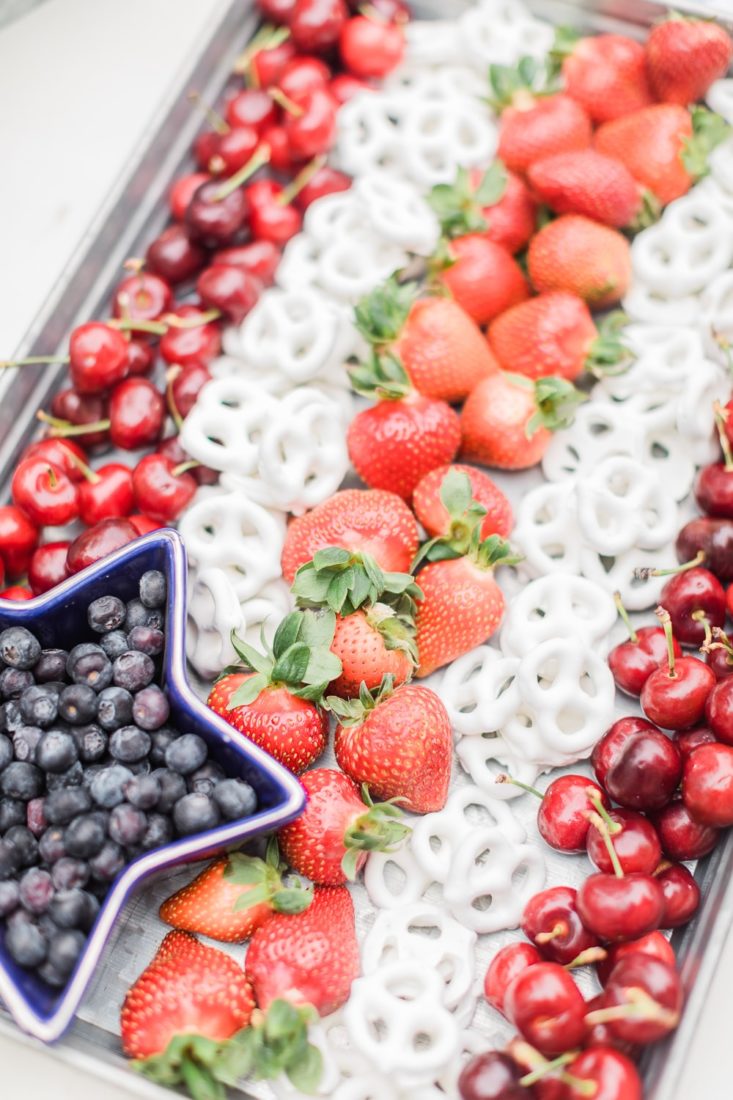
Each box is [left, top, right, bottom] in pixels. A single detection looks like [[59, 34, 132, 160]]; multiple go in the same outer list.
[[579, 543, 671, 612], [457, 0, 554, 69], [399, 95, 497, 188], [354, 170, 440, 254], [185, 567, 245, 681], [404, 19, 463, 66], [364, 845, 432, 911], [707, 78, 733, 124], [699, 269, 733, 362], [622, 282, 700, 327], [512, 482, 583, 576], [455, 734, 541, 800], [604, 324, 707, 399], [438, 644, 521, 738], [500, 573, 617, 657], [631, 193, 733, 297], [334, 92, 404, 177], [575, 455, 678, 555]]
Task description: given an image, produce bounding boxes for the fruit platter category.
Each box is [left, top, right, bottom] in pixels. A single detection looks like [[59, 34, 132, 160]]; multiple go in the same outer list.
[[2, 0, 733, 1096]]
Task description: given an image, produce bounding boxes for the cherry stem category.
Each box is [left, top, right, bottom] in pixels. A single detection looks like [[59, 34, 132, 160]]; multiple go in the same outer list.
[[706, 627, 733, 660], [233, 23, 291, 79], [495, 773, 544, 800], [160, 308, 221, 329], [559, 1072, 596, 1097], [213, 143, 271, 201], [187, 89, 229, 135], [586, 811, 624, 879], [278, 155, 327, 206], [613, 590, 638, 643], [656, 606, 677, 679], [586, 789, 621, 835], [644, 549, 706, 580], [269, 86, 304, 116], [584, 987, 680, 1029], [165, 371, 184, 432], [172, 460, 199, 477], [37, 411, 111, 437], [66, 451, 100, 485], [46, 465, 57, 489], [566, 946, 607, 969], [122, 257, 146, 275], [519, 1052, 577, 1088], [536, 921, 568, 944], [109, 317, 167, 336], [713, 401, 733, 471], [0, 355, 70, 369], [692, 609, 712, 649]]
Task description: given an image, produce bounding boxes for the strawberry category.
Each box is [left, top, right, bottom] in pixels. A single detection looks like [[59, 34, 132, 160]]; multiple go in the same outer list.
[[354, 276, 498, 402], [527, 215, 632, 308], [461, 371, 585, 470], [159, 846, 312, 943], [427, 162, 537, 253], [435, 234, 529, 326], [281, 488, 419, 584], [278, 767, 410, 885], [347, 355, 461, 501], [553, 30, 654, 123], [245, 884, 359, 1017], [207, 609, 340, 774], [329, 677, 452, 813], [646, 15, 733, 106], [413, 464, 513, 542], [527, 149, 649, 229], [594, 104, 729, 206], [488, 292, 632, 382], [152, 929, 212, 965]]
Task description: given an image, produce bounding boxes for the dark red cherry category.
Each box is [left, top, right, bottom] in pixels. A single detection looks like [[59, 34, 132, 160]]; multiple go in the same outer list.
[[0, 586, 33, 601], [673, 725, 717, 761], [111, 271, 173, 324], [50, 389, 109, 448], [603, 728, 682, 811], [11, 459, 79, 527], [0, 506, 39, 577], [293, 164, 351, 210], [608, 625, 681, 696], [655, 861, 700, 928], [591, 716, 660, 789], [483, 942, 541, 1016], [125, 338, 156, 377], [330, 72, 373, 104], [284, 87, 337, 160], [277, 56, 331, 99], [157, 436, 218, 487], [705, 676, 733, 743], [129, 514, 163, 536], [521, 886, 598, 965], [260, 123, 296, 173], [576, 872, 664, 943], [564, 1048, 642, 1100], [458, 1052, 525, 1100], [185, 179, 249, 246], [132, 455, 197, 522], [145, 224, 207, 285], [211, 126, 260, 176], [224, 89, 277, 133], [256, 0, 296, 23], [704, 630, 733, 680], [659, 566, 726, 645], [695, 461, 733, 519], [28, 542, 71, 594], [248, 37, 296, 89], [651, 798, 719, 861], [66, 518, 139, 574], [592, 954, 682, 1045], [196, 264, 260, 323], [289, 0, 348, 53], [215, 240, 281, 286], [682, 742, 733, 827], [586, 810, 662, 875], [676, 516, 733, 582], [108, 378, 166, 450], [22, 438, 87, 482], [194, 129, 222, 170], [249, 195, 302, 245], [596, 930, 676, 986], [641, 651, 716, 731], [170, 363, 211, 419], [169, 172, 211, 222]]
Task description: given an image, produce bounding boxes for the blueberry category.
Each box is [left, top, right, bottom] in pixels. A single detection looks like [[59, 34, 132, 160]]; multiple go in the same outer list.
[[213, 778, 258, 821], [124, 598, 150, 631], [0, 627, 41, 670], [0, 732, 12, 769], [90, 764, 134, 809], [0, 667, 34, 699], [109, 725, 151, 764], [36, 729, 79, 773], [112, 651, 155, 693], [19, 868, 54, 914], [152, 768, 187, 813], [89, 839, 126, 881], [126, 625, 164, 657], [38, 827, 66, 864], [13, 725, 42, 763], [51, 858, 89, 892], [66, 644, 113, 691], [99, 630, 130, 660], [34, 648, 69, 683], [149, 727, 177, 766], [0, 879, 19, 916], [58, 684, 98, 725], [19, 684, 59, 728], [108, 803, 147, 847], [132, 686, 170, 732], [37, 960, 66, 988], [139, 812, 173, 851], [46, 761, 84, 790], [48, 928, 85, 977], [173, 793, 221, 836], [0, 797, 25, 831], [188, 760, 225, 796], [127, 759, 152, 776], [6, 916, 47, 968], [64, 814, 106, 859], [139, 570, 166, 608], [87, 595, 126, 634], [6, 825, 39, 868], [52, 885, 99, 928], [165, 734, 208, 776], [44, 787, 92, 825], [74, 723, 107, 763], [26, 796, 47, 837], [0, 700, 24, 734], [0, 839, 21, 879], [1, 761, 43, 800], [123, 773, 160, 811], [96, 686, 133, 731], [144, 608, 165, 632], [82, 763, 105, 791]]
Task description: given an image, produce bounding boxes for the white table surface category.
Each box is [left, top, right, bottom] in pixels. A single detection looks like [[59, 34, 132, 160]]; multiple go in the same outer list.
[[0, 1, 731, 1097]]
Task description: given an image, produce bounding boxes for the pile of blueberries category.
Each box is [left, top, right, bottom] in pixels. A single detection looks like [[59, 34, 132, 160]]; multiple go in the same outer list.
[[0, 570, 257, 989]]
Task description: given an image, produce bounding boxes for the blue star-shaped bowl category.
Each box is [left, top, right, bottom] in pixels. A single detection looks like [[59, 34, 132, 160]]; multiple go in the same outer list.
[[0, 528, 305, 1043]]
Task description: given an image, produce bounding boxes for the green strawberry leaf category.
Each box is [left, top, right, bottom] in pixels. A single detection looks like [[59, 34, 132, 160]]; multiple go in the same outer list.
[[290, 681, 330, 702], [349, 349, 412, 401], [474, 159, 507, 207], [227, 672, 269, 709], [224, 852, 269, 885], [272, 641, 311, 684], [586, 311, 634, 378], [271, 885, 313, 914], [682, 106, 731, 179], [353, 276, 418, 345], [298, 607, 337, 648], [180, 1057, 225, 1100], [229, 631, 273, 677], [265, 999, 302, 1042], [527, 375, 587, 437], [272, 612, 304, 658], [440, 468, 473, 517], [304, 646, 343, 685], [285, 1043, 323, 1094], [312, 547, 352, 568]]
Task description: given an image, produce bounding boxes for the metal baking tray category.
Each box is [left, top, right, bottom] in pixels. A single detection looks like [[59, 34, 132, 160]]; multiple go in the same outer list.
[[2, 1, 733, 1097]]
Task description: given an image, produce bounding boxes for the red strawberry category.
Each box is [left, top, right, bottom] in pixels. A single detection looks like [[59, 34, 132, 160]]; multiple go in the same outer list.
[[152, 930, 212, 964], [278, 767, 410, 885], [646, 15, 733, 106], [474, 167, 538, 253], [245, 885, 359, 1016], [330, 678, 452, 813], [527, 150, 647, 228], [281, 489, 419, 584], [329, 611, 414, 696], [428, 163, 537, 253], [555, 31, 654, 123], [355, 276, 498, 403], [436, 234, 529, 326], [159, 848, 312, 942], [413, 464, 513, 542], [527, 215, 632, 308], [461, 371, 585, 470], [488, 292, 631, 382]]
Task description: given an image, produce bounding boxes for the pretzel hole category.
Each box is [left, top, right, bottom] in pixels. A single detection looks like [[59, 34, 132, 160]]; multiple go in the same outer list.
[[464, 801, 499, 827], [541, 542, 569, 561], [650, 244, 672, 266], [381, 859, 408, 896], [580, 670, 598, 697], [556, 707, 588, 733], [607, 471, 633, 496], [651, 441, 670, 459], [385, 974, 425, 1001], [527, 606, 546, 621], [428, 835, 442, 854], [512, 862, 530, 890], [571, 601, 594, 620], [366, 1016, 389, 1043], [598, 554, 615, 575], [588, 418, 614, 436], [412, 1030, 438, 1051], [374, 942, 399, 968], [407, 920, 441, 940]]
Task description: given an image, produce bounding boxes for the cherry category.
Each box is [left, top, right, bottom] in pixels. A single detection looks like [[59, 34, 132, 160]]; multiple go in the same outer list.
[[112, 271, 173, 324], [169, 363, 211, 419], [676, 516, 733, 582], [129, 514, 164, 536], [608, 595, 681, 696], [483, 942, 542, 1016], [504, 961, 586, 1055], [69, 323, 129, 394], [11, 459, 79, 527], [292, 164, 351, 210], [655, 861, 700, 928], [596, 930, 676, 986], [284, 87, 337, 160], [588, 954, 682, 1045], [521, 886, 598, 965], [248, 187, 303, 245], [185, 178, 249, 246], [224, 89, 277, 133], [132, 454, 197, 522], [536, 774, 610, 853], [591, 716, 659, 789], [66, 518, 138, 574], [261, 123, 296, 172], [458, 1052, 525, 1100], [77, 462, 134, 526], [257, 0, 296, 20], [157, 436, 218, 487], [108, 378, 166, 451], [277, 56, 331, 99], [340, 14, 405, 78], [682, 741, 733, 827], [215, 240, 281, 286], [194, 129, 222, 170], [656, 561, 726, 645], [728, 582, 733, 619], [247, 37, 296, 89], [651, 798, 719, 861], [125, 338, 156, 377], [563, 1048, 642, 1100], [169, 172, 210, 222], [351, 0, 410, 21], [602, 727, 682, 812], [674, 724, 717, 760], [0, 556, 6, 589], [695, 462, 733, 519], [159, 305, 222, 368], [196, 263, 261, 323], [289, 0, 348, 53], [576, 873, 664, 943], [22, 438, 87, 482], [145, 224, 207, 285], [587, 810, 662, 876], [0, 586, 33, 601], [28, 542, 71, 594], [583, 993, 638, 1054], [640, 609, 715, 730], [705, 676, 733, 743], [0, 505, 39, 577], [49, 389, 109, 448], [330, 73, 373, 105], [703, 628, 733, 680], [211, 126, 261, 176]]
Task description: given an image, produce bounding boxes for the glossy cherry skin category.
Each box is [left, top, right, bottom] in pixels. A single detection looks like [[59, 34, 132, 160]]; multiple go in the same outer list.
[[215, 240, 281, 286], [132, 455, 197, 522], [129, 514, 164, 536], [660, 567, 726, 645], [705, 677, 733, 744], [483, 942, 541, 1016], [329, 72, 372, 104], [249, 37, 296, 88], [261, 123, 295, 173], [641, 657, 716, 730], [289, 0, 348, 53], [277, 56, 331, 99], [651, 798, 719, 861], [11, 459, 79, 527], [591, 716, 660, 789], [695, 462, 733, 519], [159, 305, 222, 368], [211, 125, 260, 176], [682, 742, 733, 827], [194, 130, 222, 170], [583, 993, 638, 1054], [145, 224, 207, 284], [603, 727, 682, 811], [185, 179, 249, 247], [108, 378, 166, 451], [284, 87, 337, 160], [125, 338, 156, 377], [156, 436, 218, 487], [576, 872, 664, 943], [249, 196, 302, 246], [22, 438, 87, 482], [608, 626, 681, 696], [66, 518, 138, 574], [586, 810, 662, 876], [293, 164, 351, 210], [564, 1048, 642, 1100], [170, 363, 211, 419], [458, 1052, 525, 1100], [0, 505, 39, 577], [224, 89, 277, 133], [196, 263, 261, 323], [705, 633, 733, 681], [596, 930, 676, 986], [169, 172, 210, 222], [521, 886, 598, 965], [537, 774, 609, 852], [597, 954, 682, 1045], [0, 586, 33, 601], [656, 861, 700, 928], [504, 961, 587, 1055], [257, 0, 296, 18], [676, 516, 733, 582], [28, 542, 71, 594], [69, 323, 129, 394], [112, 272, 173, 324], [50, 389, 109, 449], [339, 13, 405, 77], [77, 463, 134, 526], [727, 583, 733, 619], [673, 724, 717, 761]]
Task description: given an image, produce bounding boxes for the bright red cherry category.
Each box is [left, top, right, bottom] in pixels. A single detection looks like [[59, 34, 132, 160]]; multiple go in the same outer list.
[[145, 224, 207, 285], [0, 586, 33, 601], [590, 954, 682, 1045], [0, 556, 6, 590], [695, 451, 733, 519], [673, 724, 717, 761], [211, 126, 260, 176], [248, 37, 296, 88], [602, 727, 682, 811], [457, 1052, 525, 1100], [340, 13, 405, 77], [655, 861, 700, 928], [658, 564, 726, 645], [564, 1048, 642, 1100], [22, 438, 87, 482], [277, 56, 331, 99], [111, 272, 173, 324], [651, 798, 719, 861], [125, 338, 156, 377], [483, 942, 541, 1016], [292, 164, 351, 210], [215, 240, 281, 286], [591, 716, 660, 789], [596, 930, 676, 986], [169, 172, 211, 221], [676, 517, 733, 582], [727, 582, 733, 619], [504, 961, 586, 1055], [703, 629, 733, 680], [129, 514, 164, 536], [159, 305, 222, 368], [260, 123, 295, 173], [249, 193, 302, 245], [108, 378, 166, 451], [11, 459, 79, 527], [49, 389, 109, 449], [169, 364, 211, 420], [284, 87, 337, 160], [682, 742, 733, 827], [69, 323, 129, 394], [224, 89, 277, 133], [536, 774, 610, 853], [329, 72, 372, 104], [196, 263, 260, 323], [521, 886, 598, 965], [576, 872, 664, 943], [0, 505, 39, 577], [194, 130, 222, 170], [132, 455, 197, 522], [66, 518, 139, 574], [705, 676, 733, 743], [587, 810, 662, 875], [289, 0, 348, 53], [640, 610, 716, 730], [77, 463, 134, 526], [185, 179, 249, 246], [28, 542, 71, 594], [157, 436, 218, 487], [257, 0, 296, 20], [608, 617, 681, 697]]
